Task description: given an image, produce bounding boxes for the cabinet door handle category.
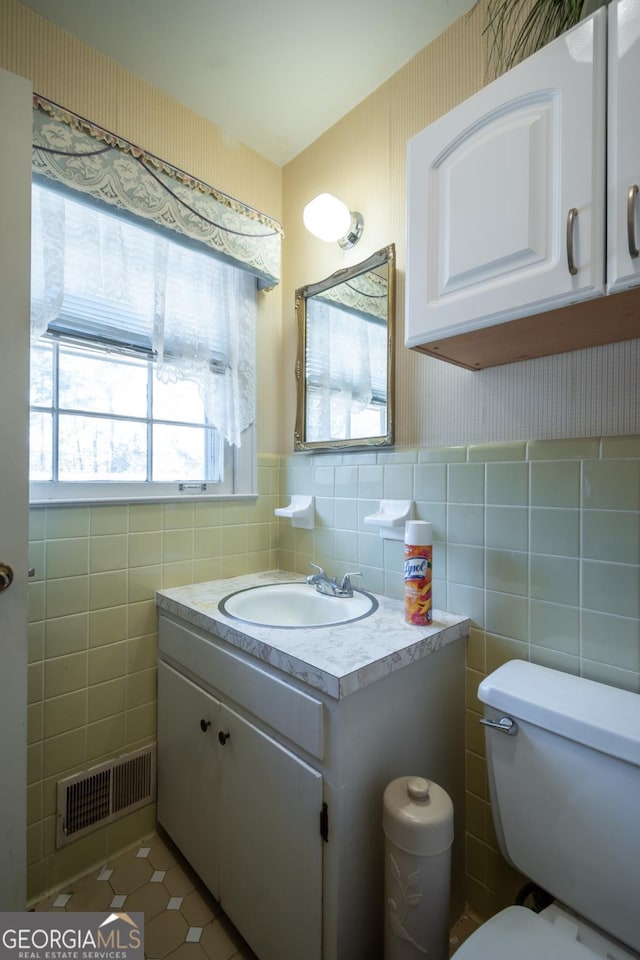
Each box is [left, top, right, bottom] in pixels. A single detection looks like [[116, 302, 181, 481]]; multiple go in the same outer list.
[[627, 184, 639, 259], [218, 730, 230, 745], [566, 207, 579, 276], [200, 719, 211, 733]]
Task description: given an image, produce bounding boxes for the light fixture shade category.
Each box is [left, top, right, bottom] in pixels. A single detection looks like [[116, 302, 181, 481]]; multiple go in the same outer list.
[[303, 193, 352, 242]]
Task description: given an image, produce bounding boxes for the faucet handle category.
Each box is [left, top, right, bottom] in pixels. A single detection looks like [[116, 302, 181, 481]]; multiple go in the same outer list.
[[339, 571, 362, 592], [306, 562, 328, 583]]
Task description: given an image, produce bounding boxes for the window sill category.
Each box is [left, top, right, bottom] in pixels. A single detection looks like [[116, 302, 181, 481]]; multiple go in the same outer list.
[[29, 491, 259, 508]]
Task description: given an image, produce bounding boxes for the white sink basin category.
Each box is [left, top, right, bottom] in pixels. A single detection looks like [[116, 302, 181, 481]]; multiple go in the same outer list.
[[219, 582, 377, 628]]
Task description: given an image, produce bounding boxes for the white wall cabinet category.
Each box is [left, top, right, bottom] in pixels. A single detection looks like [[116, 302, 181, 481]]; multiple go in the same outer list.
[[157, 611, 465, 960], [406, 2, 640, 370], [607, 0, 640, 294]]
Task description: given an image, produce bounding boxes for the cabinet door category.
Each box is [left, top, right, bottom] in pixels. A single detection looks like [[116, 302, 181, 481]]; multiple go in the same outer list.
[[218, 703, 323, 960], [157, 662, 221, 897], [406, 9, 607, 348], [607, 0, 640, 293]]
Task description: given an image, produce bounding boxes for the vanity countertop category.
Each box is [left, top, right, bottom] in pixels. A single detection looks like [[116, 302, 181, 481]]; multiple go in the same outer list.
[[156, 571, 469, 699]]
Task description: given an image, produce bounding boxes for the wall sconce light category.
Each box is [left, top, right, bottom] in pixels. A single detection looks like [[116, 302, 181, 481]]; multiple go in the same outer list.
[[303, 193, 364, 249]]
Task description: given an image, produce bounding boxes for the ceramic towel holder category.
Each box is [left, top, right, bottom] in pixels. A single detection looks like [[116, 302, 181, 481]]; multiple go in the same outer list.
[[274, 495, 315, 529], [364, 499, 415, 540]]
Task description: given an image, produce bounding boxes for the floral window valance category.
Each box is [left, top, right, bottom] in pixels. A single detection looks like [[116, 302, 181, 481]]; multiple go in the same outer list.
[[31, 95, 282, 287], [316, 269, 388, 321]]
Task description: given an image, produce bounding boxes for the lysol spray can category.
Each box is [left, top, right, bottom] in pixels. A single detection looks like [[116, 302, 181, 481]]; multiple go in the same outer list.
[[404, 520, 432, 625]]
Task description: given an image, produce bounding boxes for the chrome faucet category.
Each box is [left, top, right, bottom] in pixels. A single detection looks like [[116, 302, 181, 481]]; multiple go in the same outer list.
[[305, 563, 362, 598]]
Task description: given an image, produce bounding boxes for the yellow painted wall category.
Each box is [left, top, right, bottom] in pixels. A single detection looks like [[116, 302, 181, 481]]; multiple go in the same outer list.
[[1, 0, 285, 456], [282, 5, 487, 450], [282, 3, 638, 450]]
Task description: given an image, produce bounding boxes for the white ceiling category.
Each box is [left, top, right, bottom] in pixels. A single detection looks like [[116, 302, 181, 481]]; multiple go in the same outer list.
[[22, 0, 476, 165]]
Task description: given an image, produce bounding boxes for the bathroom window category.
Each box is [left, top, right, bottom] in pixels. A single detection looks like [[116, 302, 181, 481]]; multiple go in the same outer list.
[[29, 182, 256, 504]]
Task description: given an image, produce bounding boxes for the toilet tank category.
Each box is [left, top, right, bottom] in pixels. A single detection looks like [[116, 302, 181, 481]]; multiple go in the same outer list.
[[478, 660, 640, 954]]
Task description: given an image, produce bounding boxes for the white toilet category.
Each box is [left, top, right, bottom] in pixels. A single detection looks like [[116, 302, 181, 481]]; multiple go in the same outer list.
[[455, 659, 640, 960]]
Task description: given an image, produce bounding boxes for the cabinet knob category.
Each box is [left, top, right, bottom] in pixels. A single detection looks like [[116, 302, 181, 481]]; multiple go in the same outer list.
[[200, 719, 211, 733], [218, 730, 230, 745]]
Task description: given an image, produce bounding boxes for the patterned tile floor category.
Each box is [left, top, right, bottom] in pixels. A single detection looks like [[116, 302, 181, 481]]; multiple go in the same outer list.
[[33, 831, 256, 960], [33, 829, 477, 959]]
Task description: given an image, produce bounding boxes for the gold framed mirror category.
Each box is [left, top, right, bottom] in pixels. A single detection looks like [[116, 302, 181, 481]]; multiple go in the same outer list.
[[294, 243, 395, 451]]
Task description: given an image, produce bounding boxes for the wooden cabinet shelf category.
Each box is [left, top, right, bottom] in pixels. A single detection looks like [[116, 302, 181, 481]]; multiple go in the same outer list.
[[414, 285, 640, 371]]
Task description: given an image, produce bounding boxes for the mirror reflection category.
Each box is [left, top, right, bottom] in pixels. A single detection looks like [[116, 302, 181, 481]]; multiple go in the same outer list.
[[295, 244, 395, 451]]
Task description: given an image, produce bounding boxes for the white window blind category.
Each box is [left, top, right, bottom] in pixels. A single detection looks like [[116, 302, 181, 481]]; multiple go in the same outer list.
[[304, 297, 388, 444], [31, 181, 257, 448], [305, 297, 387, 403]]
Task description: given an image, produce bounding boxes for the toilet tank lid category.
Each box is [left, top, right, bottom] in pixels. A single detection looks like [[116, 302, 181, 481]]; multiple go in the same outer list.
[[478, 660, 640, 767]]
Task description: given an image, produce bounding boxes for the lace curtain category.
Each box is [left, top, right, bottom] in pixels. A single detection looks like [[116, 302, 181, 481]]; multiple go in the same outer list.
[[32, 96, 282, 287], [31, 182, 256, 447], [305, 298, 385, 442]]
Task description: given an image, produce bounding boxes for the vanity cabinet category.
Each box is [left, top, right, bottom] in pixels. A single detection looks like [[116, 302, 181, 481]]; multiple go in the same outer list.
[[157, 663, 221, 897], [156, 603, 466, 960], [158, 623, 323, 960], [406, 1, 640, 370]]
